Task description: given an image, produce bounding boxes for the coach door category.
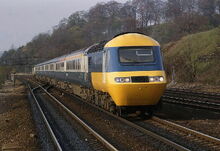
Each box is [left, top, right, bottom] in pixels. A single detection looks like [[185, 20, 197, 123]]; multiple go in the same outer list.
[[102, 49, 108, 84], [83, 55, 89, 82]]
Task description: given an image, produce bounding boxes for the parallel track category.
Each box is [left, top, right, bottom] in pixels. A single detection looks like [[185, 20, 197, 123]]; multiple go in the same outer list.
[[166, 88, 220, 100], [163, 89, 220, 112]]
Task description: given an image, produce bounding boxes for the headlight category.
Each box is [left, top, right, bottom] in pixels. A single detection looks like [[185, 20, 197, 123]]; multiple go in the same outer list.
[[149, 77, 154, 82], [159, 77, 164, 82], [115, 77, 131, 83], [149, 76, 164, 82]]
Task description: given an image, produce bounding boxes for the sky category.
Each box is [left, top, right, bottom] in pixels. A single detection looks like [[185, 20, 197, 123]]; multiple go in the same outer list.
[[0, 0, 126, 51]]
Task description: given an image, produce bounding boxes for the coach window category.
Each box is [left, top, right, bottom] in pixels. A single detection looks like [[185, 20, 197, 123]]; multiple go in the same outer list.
[[56, 62, 64, 71], [61, 62, 64, 71], [76, 59, 79, 70], [78, 59, 81, 70], [74, 60, 76, 70], [75, 59, 78, 70], [67, 60, 74, 70], [73, 60, 76, 70], [50, 64, 54, 71], [66, 61, 70, 70], [45, 65, 49, 71], [56, 63, 60, 71], [66, 59, 82, 71], [56, 63, 59, 71]]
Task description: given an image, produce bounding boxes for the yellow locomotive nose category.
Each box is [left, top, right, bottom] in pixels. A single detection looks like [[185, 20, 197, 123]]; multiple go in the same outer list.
[[106, 71, 167, 106]]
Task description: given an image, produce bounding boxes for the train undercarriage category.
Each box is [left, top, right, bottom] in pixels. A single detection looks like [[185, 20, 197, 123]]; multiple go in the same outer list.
[[35, 75, 160, 117]]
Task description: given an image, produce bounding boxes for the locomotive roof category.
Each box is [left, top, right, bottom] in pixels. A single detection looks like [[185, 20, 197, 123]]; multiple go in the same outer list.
[[105, 33, 159, 47]]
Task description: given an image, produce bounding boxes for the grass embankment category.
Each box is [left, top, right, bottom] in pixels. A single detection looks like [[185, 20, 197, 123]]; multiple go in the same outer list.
[[163, 27, 220, 85]]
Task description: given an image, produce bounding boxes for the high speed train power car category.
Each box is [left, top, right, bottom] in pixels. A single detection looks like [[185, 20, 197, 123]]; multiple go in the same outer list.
[[33, 32, 167, 116]]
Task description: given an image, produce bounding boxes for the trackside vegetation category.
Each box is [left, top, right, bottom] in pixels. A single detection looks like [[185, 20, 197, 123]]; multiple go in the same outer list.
[[164, 27, 220, 85]]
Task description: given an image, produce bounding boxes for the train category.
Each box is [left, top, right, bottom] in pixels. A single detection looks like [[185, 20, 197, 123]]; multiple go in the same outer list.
[[33, 32, 167, 116]]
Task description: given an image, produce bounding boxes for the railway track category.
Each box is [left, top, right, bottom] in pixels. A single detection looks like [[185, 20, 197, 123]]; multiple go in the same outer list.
[[151, 117, 220, 146], [28, 83, 117, 151], [166, 88, 220, 100], [28, 81, 220, 150], [163, 88, 220, 112], [29, 85, 63, 151]]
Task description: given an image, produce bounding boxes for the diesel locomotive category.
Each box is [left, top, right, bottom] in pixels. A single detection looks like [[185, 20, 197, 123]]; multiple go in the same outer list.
[[33, 32, 167, 116]]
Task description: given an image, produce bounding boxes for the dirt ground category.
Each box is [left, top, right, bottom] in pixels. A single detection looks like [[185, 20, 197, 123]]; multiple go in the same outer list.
[[172, 119, 220, 139], [0, 80, 39, 151]]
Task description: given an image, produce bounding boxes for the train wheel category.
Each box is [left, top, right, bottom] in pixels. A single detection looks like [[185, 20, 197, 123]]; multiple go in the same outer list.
[[109, 103, 116, 114], [140, 108, 153, 119], [147, 108, 153, 117], [116, 107, 122, 117]]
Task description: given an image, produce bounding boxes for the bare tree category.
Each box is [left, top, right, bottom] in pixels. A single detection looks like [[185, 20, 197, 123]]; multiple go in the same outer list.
[[198, 0, 215, 17]]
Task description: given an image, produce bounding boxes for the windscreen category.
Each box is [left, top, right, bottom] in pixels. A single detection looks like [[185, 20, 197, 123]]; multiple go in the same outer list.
[[119, 47, 154, 63]]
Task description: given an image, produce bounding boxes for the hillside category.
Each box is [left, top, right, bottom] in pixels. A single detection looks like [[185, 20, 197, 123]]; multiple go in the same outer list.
[[163, 27, 220, 85]]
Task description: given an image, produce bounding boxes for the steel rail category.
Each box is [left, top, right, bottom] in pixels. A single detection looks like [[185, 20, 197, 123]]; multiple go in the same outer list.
[[163, 95, 220, 106], [110, 117, 190, 151], [28, 85, 63, 151], [151, 117, 220, 147], [38, 85, 118, 151], [165, 89, 220, 101]]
